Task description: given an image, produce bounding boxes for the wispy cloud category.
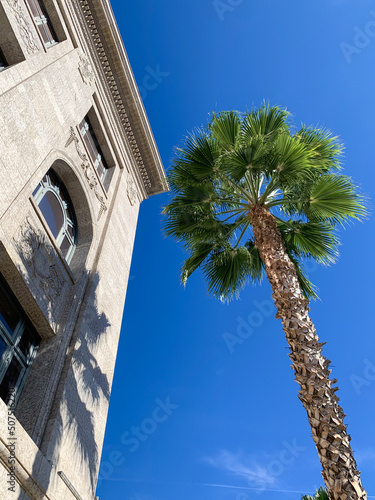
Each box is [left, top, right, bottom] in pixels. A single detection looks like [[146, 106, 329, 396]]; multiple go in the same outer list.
[[98, 476, 375, 498], [204, 450, 275, 489]]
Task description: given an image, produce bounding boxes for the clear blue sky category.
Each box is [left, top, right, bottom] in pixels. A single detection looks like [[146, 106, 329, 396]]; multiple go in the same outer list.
[[96, 1, 375, 499]]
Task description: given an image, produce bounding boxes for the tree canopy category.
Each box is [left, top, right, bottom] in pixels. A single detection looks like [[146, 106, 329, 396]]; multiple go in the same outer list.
[[164, 104, 366, 300]]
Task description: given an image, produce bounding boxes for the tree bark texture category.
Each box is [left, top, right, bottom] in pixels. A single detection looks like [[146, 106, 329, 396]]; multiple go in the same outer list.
[[249, 204, 366, 500]]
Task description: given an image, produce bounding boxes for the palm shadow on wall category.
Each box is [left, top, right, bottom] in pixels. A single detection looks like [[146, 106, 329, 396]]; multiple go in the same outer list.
[[59, 278, 111, 494]]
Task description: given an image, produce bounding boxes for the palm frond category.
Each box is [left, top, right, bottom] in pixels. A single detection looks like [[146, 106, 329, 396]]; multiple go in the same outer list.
[[209, 111, 241, 151], [219, 136, 267, 181], [164, 104, 366, 302], [272, 133, 314, 182], [305, 174, 366, 225], [163, 208, 206, 241], [289, 255, 319, 300], [181, 242, 220, 284], [242, 102, 290, 143], [278, 219, 339, 265], [203, 246, 261, 301], [175, 130, 220, 180], [301, 487, 330, 500], [297, 126, 343, 173], [244, 239, 264, 280]]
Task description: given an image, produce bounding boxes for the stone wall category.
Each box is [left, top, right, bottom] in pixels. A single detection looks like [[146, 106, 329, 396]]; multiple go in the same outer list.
[[0, 0, 165, 498]]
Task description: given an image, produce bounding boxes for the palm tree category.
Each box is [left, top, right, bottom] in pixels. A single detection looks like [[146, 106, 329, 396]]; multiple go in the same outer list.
[[302, 487, 330, 500], [163, 104, 367, 499]]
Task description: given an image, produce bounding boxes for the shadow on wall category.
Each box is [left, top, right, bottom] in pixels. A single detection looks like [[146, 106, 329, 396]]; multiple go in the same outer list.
[[14, 262, 111, 499]]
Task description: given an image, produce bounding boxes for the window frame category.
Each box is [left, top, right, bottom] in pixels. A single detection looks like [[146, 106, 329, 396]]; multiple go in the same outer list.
[[0, 2, 26, 69], [33, 169, 78, 264], [79, 115, 109, 184], [24, 0, 59, 48], [0, 275, 41, 407]]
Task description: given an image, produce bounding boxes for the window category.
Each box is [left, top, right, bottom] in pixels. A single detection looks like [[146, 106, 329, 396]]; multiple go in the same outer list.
[[0, 274, 41, 406], [0, 2, 25, 69], [0, 48, 8, 71], [25, 0, 58, 47], [80, 115, 109, 183], [33, 169, 77, 263]]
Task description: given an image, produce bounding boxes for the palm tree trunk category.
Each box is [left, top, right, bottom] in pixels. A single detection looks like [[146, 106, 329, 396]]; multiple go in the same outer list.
[[249, 204, 366, 500]]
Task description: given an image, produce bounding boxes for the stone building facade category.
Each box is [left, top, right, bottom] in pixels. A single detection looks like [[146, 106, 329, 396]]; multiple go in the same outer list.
[[0, 0, 166, 498]]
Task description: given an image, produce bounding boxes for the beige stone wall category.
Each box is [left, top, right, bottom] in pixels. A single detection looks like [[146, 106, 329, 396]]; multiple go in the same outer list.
[[0, 0, 164, 498]]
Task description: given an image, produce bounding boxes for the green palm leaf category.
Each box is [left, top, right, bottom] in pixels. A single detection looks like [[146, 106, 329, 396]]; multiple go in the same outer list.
[[242, 103, 290, 142], [297, 126, 342, 172], [272, 133, 313, 183], [181, 242, 220, 284], [203, 246, 256, 300], [163, 105, 368, 498], [219, 137, 266, 181], [209, 111, 242, 150], [163, 105, 366, 299], [277, 219, 339, 265], [305, 174, 366, 225], [289, 255, 319, 299], [176, 131, 220, 180], [302, 487, 330, 500]]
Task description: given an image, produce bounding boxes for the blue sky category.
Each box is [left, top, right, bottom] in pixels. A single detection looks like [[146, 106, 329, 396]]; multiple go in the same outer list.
[[96, 1, 375, 499]]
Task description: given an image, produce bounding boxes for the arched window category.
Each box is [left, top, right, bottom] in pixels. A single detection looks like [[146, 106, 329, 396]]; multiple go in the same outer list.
[[33, 169, 77, 263]]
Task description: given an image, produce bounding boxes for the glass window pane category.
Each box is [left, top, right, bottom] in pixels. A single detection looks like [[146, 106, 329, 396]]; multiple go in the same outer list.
[[39, 191, 64, 238], [0, 338, 7, 360], [27, 0, 42, 18], [66, 206, 74, 222], [26, 0, 57, 46], [0, 356, 23, 404], [87, 134, 100, 159], [80, 117, 88, 134], [0, 48, 8, 70], [49, 171, 58, 187], [97, 162, 106, 180], [60, 236, 71, 258], [82, 133, 97, 164], [17, 328, 40, 361], [80, 116, 108, 180], [38, 24, 51, 45], [0, 285, 21, 335], [43, 22, 56, 44], [0, 275, 42, 406]]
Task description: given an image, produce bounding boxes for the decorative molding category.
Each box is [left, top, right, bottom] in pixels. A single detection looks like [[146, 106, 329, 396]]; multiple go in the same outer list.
[[78, 0, 152, 190], [78, 53, 95, 85], [67, 127, 107, 220], [126, 174, 138, 206], [6, 0, 39, 54], [13, 218, 65, 307]]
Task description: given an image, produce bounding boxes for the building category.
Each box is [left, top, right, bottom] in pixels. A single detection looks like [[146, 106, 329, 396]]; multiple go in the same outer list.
[[0, 0, 166, 498]]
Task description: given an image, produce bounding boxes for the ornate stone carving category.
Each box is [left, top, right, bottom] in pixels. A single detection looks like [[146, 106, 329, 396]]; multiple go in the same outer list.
[[78, 0, 153, 191], [66, 127, 107, 220], [78, 53, 95, 85], [127, 174, 138, 206], [6, 0, 39, 54], [14, 218, 65, 306]]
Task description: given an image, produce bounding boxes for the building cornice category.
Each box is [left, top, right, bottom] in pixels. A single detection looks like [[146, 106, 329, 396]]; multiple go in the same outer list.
[[76, 0, 167, 197]]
